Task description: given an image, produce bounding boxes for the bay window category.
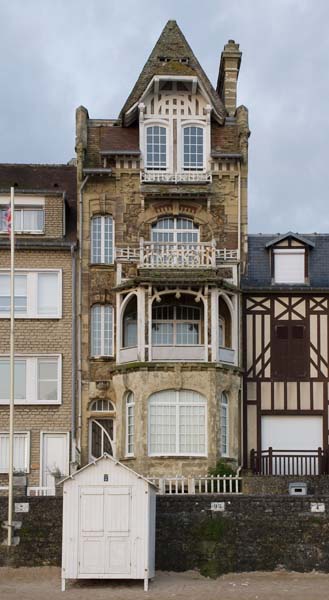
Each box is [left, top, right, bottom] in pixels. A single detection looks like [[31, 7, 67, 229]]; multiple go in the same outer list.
[[152, 304, 201, 345], [91, 304, 113, 357], [0, 355, 61, 404], [220, 392, 229, 456], [0, 270, 61, 318], [148, 389, 206, 456]]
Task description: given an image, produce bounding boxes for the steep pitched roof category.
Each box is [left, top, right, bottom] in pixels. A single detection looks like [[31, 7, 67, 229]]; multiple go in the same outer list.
[[120, 20, 226, 123]]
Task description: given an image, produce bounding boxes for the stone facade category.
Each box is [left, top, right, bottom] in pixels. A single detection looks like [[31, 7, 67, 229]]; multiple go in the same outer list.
[[76, 21, 249, 476]]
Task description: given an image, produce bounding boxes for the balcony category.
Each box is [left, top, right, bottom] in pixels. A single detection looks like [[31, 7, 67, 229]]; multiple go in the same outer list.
[[140, 170, 212, 184], [116, 242, 239, 269]]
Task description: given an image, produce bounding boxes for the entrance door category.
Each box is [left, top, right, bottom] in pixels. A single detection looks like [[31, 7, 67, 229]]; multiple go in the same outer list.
[[41, 432, 69, 487], [79, 486, 132, 576]]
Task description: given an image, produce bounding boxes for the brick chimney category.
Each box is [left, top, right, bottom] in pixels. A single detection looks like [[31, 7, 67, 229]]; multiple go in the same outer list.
[[217, 40, 242, 117]]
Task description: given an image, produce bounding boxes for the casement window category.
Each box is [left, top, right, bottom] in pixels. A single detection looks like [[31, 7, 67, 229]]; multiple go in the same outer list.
[[148, 389, 206, 456], [182, 126, 204, 171], [152, 304, 201, 345], [0, 355, 61, 405], [0, 432, 30, 473], [272, 322, 308, 378], [151, 217, 199, 244], [122, 296, 137, 348], [90, 419, 114, 459], [0, 207, 44, 233], [91, 304, 113, 357], [146, 125, 167, 170], [220, 392, 229, 456], [91, 215, 114, 264], [0, 270, 62, 318], [126, 392, 135, 456], [274, 249, 305, 284]]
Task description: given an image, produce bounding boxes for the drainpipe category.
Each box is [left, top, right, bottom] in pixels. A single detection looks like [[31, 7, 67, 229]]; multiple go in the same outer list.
[[77, 176, 89, 458], [70, 243, 77, 465]]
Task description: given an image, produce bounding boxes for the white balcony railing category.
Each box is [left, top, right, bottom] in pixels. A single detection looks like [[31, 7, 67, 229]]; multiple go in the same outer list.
[[141, 170, 212, 184], [115, 243, 239, 269]]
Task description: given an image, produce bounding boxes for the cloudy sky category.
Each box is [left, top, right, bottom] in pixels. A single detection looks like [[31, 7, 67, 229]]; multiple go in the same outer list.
[[0, 0, 328, 233]]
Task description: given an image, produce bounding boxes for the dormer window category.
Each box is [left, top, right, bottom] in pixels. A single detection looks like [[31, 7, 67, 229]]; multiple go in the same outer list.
[[183, 126, 204, 171], [146, 125, 167, 170], [0, 207, 44, 234], [273, 248, 305, 284]]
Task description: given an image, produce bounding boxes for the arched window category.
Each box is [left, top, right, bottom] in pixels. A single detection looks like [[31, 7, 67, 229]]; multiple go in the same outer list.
[[126, 392, 135, 456], [183, 126, 204, 171], [152, 217, 199, 244], [122, 296, 137, 348], [90, 419, 114, 459], [148, 389, 206, 456], [91, 304, 113, 357], [89, 399, 115, 412], [152, 303, 201, 345], [146, 125, 167, 170], [91, 215, 114, 264], [220, 392, 229, 456]]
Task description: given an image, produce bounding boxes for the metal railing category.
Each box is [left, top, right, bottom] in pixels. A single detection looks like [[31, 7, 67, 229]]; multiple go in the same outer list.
[[147, 474, 242, 494], [141, 170, 212, 184], [250, 447, 329, 476]]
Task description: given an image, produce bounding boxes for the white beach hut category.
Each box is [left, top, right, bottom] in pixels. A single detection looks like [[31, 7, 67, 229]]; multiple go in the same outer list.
[[61, 454, 157, 592]]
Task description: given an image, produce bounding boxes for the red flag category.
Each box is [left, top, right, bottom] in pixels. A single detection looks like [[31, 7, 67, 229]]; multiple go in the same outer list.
[[4, 205, 11, 234]]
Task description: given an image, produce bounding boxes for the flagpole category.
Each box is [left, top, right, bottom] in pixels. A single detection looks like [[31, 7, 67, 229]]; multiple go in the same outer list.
[[7, 186, 15, 546]]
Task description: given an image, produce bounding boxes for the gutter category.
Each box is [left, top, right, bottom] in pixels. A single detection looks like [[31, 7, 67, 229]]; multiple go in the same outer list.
[[71, 243, 77, 465], [77, 176, 89, 458]]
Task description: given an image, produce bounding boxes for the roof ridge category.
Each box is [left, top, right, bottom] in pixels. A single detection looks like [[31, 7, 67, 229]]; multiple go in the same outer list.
[[0, 163, 75, 168]]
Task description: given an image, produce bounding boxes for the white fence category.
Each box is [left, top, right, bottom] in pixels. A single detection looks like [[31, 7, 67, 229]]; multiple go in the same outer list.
[[147, 475, 242, 495], [27, 486, 56, 497]]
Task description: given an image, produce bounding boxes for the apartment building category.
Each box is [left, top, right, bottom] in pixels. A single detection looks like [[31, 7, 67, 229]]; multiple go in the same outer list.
[[75, 21, 249, 476], [0, 164, 76, 488]]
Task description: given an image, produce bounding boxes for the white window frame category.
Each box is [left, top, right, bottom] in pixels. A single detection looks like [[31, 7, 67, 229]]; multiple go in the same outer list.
[[90, 215, 114, 264], [91, 304, 114, 357], [143, 121, 170, 172], [0, 431, 30, 473], [0, 354, 62, 405], [179, 122, 206, 173], [148, 389, 207, 457], [0, 269, 62, 319], [220, 392, 229, 457], [0, 196, 45, 235], [151, 216, 200, 244], [39, 431, 70, 486], [152, 304, 201, 346], [125, 392, 135, 457], [273, 248, 305, 284]]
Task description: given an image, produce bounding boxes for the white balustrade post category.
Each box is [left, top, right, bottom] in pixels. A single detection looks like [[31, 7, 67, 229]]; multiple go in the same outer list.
[[211, 239, 216, 267], [139, 237, 144, 267]]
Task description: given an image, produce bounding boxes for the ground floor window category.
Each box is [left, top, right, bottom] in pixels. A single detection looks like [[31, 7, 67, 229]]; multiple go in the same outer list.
[[90, 419, 114, 459], [0, 432, 30, 473], [148, 389, 206, 456], [220, 392, 229, 456]]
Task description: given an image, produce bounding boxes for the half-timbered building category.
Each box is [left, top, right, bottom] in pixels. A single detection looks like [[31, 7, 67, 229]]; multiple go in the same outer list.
[[243, 232, 329, 475]]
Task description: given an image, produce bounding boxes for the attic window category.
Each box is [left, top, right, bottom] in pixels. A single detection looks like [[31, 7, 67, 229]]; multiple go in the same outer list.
[[273, 249, 305, 284], [179, 57, 189, 64], [158, 56, 171, 63]]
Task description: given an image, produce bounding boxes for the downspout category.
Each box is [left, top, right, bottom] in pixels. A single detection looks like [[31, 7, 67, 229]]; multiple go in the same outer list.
[[71, 243, 77, 466], [77, 176, 89, 459], [237, 160, 242, 466]]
